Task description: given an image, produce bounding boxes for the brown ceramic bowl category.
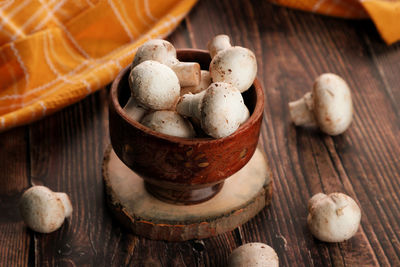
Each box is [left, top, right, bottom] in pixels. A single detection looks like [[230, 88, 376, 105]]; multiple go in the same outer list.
[[109, 49, 264, 204]]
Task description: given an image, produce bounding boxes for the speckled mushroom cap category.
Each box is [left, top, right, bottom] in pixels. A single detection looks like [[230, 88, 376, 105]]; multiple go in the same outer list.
[[129, 60, 180, 110], [19, 186, 71, 233], [141, 110, 195, 138], [130, 39, 200, 87], [209, 46, 257, 93], [307, 192, 361, 243], [228, 242, 279, 267], [200, 82, 248, 138], [131, 39, 177, 68], [312, 73, 353, 135]]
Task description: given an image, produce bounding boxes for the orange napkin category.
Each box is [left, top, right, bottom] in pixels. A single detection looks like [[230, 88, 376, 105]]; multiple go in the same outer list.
[[270, 0, 400, 45], [0, 0, 197, 132]]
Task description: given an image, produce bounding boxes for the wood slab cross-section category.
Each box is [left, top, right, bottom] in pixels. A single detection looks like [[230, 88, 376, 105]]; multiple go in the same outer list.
[[103, 147, 273, 241]]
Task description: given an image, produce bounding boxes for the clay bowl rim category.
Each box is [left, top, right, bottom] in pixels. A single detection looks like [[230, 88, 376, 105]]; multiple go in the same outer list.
[[110, 48, 265, 145]]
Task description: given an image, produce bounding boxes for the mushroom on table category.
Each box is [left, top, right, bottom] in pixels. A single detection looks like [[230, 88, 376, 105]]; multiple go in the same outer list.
[[307, 192, 361, 242], [19, 186, 73, 233], [288, 73, 353, 135], [228, 242, 279, 267]]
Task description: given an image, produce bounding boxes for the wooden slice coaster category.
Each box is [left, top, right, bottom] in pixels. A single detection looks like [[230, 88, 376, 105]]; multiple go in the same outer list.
[[103, 147, 273, 242]]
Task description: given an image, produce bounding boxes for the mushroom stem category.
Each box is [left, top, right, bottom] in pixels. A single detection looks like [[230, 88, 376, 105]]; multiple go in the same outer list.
[[208, 35, 231, 58], [169, 61, 200, 87], [123, 98, 147, 121], [176, 90, 206, 120], [288, 92, 317, 127], [55, 192, 73, 218], [181, 70, 211, 95]]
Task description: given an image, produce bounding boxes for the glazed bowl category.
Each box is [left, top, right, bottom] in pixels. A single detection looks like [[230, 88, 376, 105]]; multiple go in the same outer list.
[[109, 49, 264, 204]]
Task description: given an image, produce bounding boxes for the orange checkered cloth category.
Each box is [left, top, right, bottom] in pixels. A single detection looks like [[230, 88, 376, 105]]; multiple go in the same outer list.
[[0, 0, 398, 132], [0, 0, 197, 132], [271, 0, 400, 44]]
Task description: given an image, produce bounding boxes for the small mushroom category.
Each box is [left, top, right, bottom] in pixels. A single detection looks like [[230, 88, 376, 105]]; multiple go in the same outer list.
[[180, 70, 211, 96], [288, 73, 353, 135], [176, 82, 249, 138], [228, 242, 279, 267], [123, 97, 148, 122], [307, 192, 361, 243], [141, 110, 195, 138], [208, 34, 257, 93], [131, 39, 200, 87], [19, 186, 73, 233], [129, 60, 180, 110]]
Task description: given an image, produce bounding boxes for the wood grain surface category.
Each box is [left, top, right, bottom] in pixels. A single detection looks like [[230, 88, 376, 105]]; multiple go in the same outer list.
[[1, 0, 399, 266]]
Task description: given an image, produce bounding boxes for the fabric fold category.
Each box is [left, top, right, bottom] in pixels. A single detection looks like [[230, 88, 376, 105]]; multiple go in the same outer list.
[[0, 0, 197, 132]]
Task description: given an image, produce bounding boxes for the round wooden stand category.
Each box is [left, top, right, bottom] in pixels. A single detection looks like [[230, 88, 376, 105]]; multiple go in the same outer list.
[[103, 147, 273, 241]]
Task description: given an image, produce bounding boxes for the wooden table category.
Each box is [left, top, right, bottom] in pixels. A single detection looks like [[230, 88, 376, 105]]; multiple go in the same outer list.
[[1, 0, 399, 266]]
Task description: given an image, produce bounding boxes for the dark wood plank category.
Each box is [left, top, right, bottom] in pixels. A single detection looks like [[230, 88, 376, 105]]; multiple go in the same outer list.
[[0, 127, 31, 266], [187, 0, 400, 266], [1, 0, 400, 266], [26, 90, 137, 267]]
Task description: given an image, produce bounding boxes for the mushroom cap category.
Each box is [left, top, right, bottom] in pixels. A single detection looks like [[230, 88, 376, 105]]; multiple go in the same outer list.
[[209, 46, 257, 93], [19, 186, 66, 233], [129, 60, 180, 110], [307, 192, 361, 242], [228, 242, 279, 267], [200, 82, 248, 138], [141, 110, 195, 138], [312, 73, 353, 135], [131, 39, 176, 68]]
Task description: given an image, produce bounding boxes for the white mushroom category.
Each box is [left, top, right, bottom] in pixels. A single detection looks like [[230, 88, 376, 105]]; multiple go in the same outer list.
[[307, 192, 361, 243], [288, 73, 353, 135], [129, 60, 180, 110], [19, 186, 73, 233], [180, 70, 211, 96], [131, 39, 200, 87], [141, 110, 195, 138], [177, 82, 249, 138], [123, 98, 147, 122], [228, 242, 279, 267], [208, 35, 257, 93]]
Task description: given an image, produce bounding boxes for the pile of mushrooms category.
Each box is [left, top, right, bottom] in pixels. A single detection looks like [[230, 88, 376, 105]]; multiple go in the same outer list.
[[124, 35, 257, 139]]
